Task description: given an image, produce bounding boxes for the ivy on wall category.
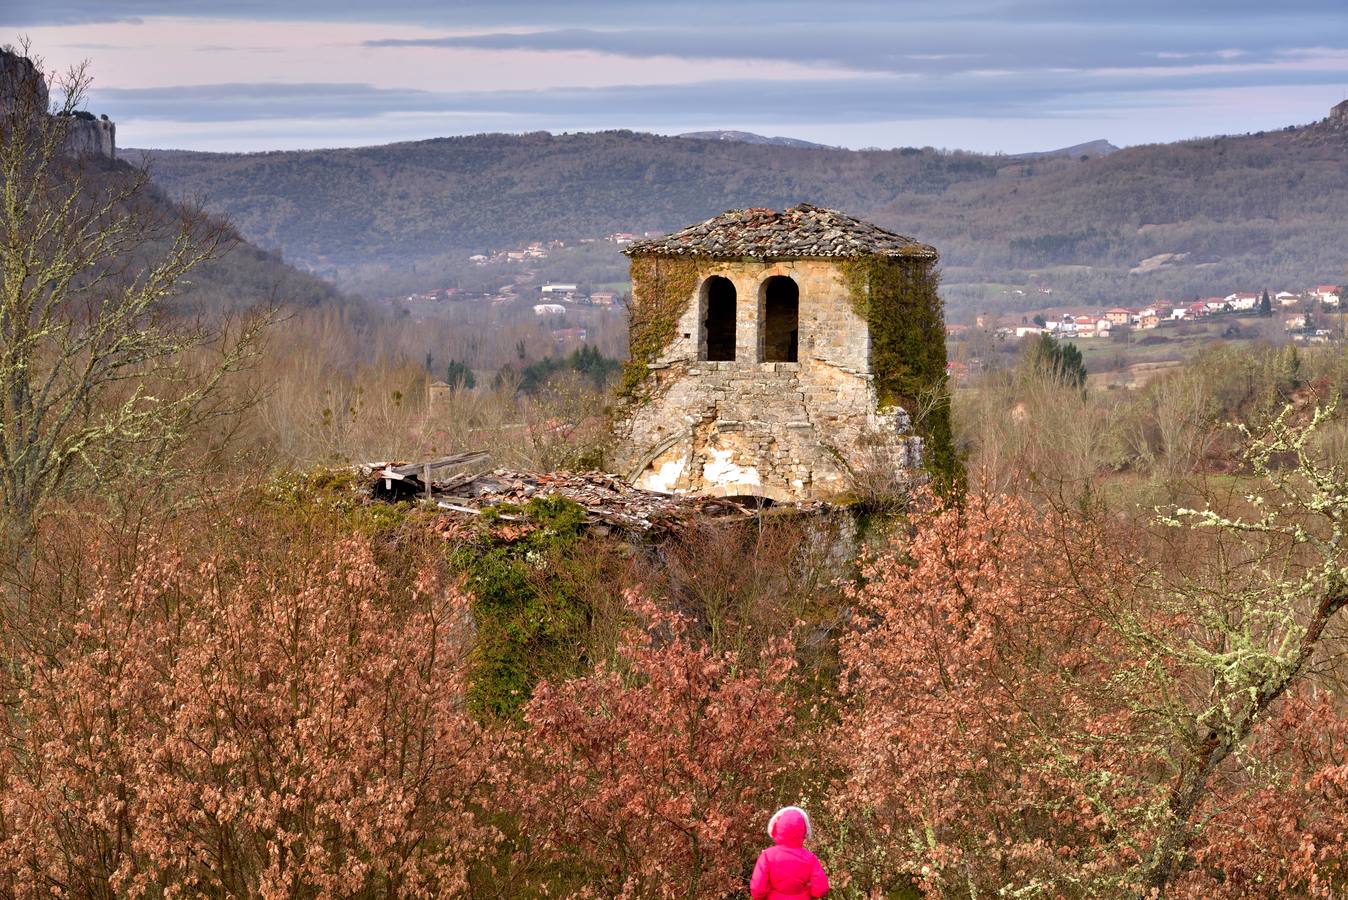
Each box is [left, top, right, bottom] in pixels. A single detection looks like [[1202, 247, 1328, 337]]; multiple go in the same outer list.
[[619, 255, 702, 399], [455, 495, 593, 719], [619, 251, 964, 492], [839, 256, 964, 492]]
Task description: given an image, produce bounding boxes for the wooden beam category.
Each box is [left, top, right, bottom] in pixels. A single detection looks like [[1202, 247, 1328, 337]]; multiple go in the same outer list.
[[383, 450, 489, 478]]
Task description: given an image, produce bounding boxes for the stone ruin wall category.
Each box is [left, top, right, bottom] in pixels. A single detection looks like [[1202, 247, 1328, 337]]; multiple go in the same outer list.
[[610, 258, 921, 501]]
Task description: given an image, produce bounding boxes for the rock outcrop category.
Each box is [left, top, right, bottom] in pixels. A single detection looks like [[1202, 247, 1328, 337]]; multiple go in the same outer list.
[[0, 47, 116, 159], [61, 110, 117, 159], [0, 48, 47, 109]]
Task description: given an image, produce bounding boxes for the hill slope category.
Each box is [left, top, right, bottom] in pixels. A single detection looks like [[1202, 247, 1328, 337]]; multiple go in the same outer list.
[[134, 117, 1348, 309], [677, 130, 831, 149], [97, 157, 353, 315], [1011, 139, 1119, 160]]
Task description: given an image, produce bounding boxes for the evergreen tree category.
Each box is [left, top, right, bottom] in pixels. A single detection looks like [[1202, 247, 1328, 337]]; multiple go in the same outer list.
[[1259, 289, 1272, 317], [445, 360, 476, 389], [515, 346, 621, 394], [1022, 333, 1087, 389]]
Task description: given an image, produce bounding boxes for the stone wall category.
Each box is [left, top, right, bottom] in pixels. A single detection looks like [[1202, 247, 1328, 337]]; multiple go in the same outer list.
[[610, 258, 921, 501]]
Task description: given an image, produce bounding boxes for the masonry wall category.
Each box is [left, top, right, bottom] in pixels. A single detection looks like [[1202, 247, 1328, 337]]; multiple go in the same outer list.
[[610, 258, 921, 501]]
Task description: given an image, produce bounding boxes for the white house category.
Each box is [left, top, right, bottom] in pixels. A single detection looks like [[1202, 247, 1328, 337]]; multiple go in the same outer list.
[[1313, 285, 1341, 307], [533, 303, 567, 316], [1224, 292, 1259, 311], [1074, 315, 1105, 337], [1276, 291, 1300, 306], [541, 283, 579, 294]]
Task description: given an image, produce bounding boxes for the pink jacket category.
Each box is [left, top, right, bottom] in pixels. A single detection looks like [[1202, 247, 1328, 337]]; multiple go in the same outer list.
[[749, 807, 829, 900]]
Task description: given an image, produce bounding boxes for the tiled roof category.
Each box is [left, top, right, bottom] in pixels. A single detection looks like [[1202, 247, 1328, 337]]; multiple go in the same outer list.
[[624, 203, 937, 260]]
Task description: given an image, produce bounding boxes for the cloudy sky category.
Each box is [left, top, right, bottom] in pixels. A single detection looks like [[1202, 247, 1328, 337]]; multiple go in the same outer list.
[[5, 1, 1347, 153]]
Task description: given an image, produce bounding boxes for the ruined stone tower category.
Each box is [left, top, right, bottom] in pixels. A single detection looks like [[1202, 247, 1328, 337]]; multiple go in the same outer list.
[[610, 203, 952, 502]]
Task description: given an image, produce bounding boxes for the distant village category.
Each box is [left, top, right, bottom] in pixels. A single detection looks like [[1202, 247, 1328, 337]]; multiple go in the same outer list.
[[384, 226, 1345, 384], [390, 229, 643, 316], [376, 230, 651, 359], [467, 230, 645, 267], [954, 285, 1343, 342], [944, 284, 1346, 386]]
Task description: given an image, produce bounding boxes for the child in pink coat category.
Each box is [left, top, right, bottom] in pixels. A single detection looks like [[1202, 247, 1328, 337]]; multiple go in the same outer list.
[[749, 806, 829, 900]]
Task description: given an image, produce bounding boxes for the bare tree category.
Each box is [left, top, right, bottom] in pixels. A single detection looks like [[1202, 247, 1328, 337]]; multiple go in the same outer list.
[[0, 44, 264, 547], [1142, 400, 1348, 893]]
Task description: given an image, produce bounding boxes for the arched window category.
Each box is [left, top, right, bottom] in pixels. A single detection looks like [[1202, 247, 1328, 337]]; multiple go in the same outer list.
[[701, 276, 736, 361], [760, 275, 799, 362]]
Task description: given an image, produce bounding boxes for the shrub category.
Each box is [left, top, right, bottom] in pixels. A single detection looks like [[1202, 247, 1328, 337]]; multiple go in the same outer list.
[[508, 598, 800, 898], [0, 509, 498, 897]]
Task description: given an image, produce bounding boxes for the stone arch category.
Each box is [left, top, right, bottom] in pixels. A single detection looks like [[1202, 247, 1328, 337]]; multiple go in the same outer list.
[[701, 483, 795, 504], [700, 275, 737, 361], [759, 275, 799, 362]]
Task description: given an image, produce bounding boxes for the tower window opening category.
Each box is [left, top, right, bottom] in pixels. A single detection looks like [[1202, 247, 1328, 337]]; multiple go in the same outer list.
[[761, 276, 799, 362], [702, 276, 737, 361]]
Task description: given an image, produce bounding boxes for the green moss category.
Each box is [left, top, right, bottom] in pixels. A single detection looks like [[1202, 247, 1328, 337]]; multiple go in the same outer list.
[[261, 466, 416, 535], [839, 257, 965, 493], [619, 254, 702, 400], [455, 495, 594, 719]]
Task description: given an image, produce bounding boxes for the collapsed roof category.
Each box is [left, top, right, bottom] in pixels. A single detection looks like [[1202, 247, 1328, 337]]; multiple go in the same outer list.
[[364, 460, 831, 537]]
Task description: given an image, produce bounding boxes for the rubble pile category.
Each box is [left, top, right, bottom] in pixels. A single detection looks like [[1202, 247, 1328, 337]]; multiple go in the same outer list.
[[362, 455, 830, 535]]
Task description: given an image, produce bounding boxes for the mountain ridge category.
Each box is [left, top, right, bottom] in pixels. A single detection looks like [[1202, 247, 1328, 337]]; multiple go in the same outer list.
[[1010, 139, 1120, 160], [676, 130, 832, 149], [130, 110, 1348, 309]]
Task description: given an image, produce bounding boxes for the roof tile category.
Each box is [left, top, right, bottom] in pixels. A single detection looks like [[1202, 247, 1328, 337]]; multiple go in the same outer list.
[[624, 203, 937, 260]]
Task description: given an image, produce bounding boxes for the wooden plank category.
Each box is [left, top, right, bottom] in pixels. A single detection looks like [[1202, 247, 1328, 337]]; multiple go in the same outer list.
[[384, 450, 489, 477], [436, 501, 525, 522]]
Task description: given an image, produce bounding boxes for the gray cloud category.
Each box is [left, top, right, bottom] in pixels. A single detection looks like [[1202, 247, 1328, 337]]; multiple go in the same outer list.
[[9, 0, 1347, 27], [16, 0, 1348, 152], [94, 62, 1348, 128], [364, 22, 1347, 76]]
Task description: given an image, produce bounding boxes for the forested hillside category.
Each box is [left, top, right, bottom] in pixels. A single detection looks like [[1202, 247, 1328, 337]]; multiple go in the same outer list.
[[83, 155, 355, 315], [136, 116, 1348, 308]]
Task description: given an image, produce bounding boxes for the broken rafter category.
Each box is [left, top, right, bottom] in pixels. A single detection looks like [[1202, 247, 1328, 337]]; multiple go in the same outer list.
[[380, 451, 490, 478], [365, 464, 832, 537]]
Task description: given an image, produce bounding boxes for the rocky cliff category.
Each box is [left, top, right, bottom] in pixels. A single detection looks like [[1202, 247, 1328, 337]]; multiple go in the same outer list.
[[1, 48, 115, 159], [61, 110, 117, 159]]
